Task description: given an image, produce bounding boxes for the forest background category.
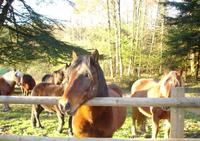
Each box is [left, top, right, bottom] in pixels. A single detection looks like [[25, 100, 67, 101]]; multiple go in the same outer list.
[[0, 0, 199, 87]]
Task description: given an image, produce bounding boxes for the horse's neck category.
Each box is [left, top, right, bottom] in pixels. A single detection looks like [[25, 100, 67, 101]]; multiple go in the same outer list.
[[159, 81, 171, 98], [2, 75, 16, 87], [76, 105, 110, 123]]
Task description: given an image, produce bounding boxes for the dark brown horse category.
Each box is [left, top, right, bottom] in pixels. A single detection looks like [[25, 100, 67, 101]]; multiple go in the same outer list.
[[58, 50, 127, 137], [0, 69, 23, 111], [16, 74, 36, 96], [42, 64, 69, 85], [31, 83, 65, 133], [131, 71, 183, 138]]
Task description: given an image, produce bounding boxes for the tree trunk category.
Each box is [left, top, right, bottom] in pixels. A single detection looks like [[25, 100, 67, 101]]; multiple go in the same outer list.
[[190, 52, 196, 77], [116, 0, 123, 78], [195, 51, 200, 79], [106, 0, 113, 78], [0, 0, 14, 30]]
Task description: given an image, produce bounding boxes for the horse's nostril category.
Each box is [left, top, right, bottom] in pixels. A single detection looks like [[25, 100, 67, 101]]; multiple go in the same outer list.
[[65, 102, 71, 110]]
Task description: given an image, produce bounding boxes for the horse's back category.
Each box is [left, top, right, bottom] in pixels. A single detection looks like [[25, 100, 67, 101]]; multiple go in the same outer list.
[[32, 83, 64, 97], [0, 77, 12, 95], [41, 74, 53, 83], [107, 84, 126, 133], [131, 78, 157, 97], [107, 83, 123, 97]]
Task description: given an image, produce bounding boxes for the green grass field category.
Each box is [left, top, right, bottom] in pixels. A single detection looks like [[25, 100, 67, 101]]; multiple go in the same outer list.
[[0, 89, 200, 139]]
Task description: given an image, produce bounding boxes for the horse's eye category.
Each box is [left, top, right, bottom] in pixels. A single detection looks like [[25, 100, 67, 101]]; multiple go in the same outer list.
[[84, 73, 89, 78]]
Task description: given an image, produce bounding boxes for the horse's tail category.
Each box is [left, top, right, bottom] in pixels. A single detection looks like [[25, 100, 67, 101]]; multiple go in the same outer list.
[[107, 83, 123, 97]]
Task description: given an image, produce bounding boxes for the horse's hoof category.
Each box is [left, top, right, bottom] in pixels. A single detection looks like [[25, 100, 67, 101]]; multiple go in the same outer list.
[[2, 108, 11, 112], [67, 129, 73, 136], [57, 129, 63, 133], [37, 125, 44, 129]]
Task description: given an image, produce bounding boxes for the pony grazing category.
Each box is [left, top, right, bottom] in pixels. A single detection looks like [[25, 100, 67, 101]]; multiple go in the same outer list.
[[31, 83, 65, 133], [42, 64, 69, 85], [0, 69, 23, 111], [131, 71, 183, 138], [16, 74, 36, 96], [58, 50, 127, 137]]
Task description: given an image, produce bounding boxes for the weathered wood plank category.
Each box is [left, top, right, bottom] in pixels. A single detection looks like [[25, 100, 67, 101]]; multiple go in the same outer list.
[[170, 87, 185, 138], [0, 135, 200, 141], [0, 96, 200, 107]]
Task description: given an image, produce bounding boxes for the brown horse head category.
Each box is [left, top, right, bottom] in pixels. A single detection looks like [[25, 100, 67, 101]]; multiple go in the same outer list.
[[53, 64, 70, 85], [59, 50, 108, 115]]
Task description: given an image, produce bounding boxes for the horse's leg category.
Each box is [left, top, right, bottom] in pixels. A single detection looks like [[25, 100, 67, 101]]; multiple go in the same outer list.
[[140, 115, 147, 134], [56, 111, 65, 133], [25, 89, 28, 96], [131, 107, 138, 136], [2, 103, 11, 112], [31, 105, 44, 128], [152, 113, 160, 138], [68, 116, 73, 136], [21, 87, 24, 95], [164, 119, 171, 138]]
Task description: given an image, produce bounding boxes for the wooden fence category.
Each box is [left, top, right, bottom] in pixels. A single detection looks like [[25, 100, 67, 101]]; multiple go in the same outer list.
[[0, 87, 199, 141]]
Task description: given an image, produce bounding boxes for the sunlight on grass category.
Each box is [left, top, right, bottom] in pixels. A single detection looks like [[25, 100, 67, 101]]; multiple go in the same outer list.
[[0, 104, 199, 138]]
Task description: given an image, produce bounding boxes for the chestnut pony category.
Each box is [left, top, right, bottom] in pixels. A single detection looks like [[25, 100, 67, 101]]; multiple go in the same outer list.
[[41, 64, 69, 85], [131, 78, 158, 136], [0, 69, 23, 111], [131, 71, 183, 138], [31, 64, 70, 133], [59, 50, 126, 137]]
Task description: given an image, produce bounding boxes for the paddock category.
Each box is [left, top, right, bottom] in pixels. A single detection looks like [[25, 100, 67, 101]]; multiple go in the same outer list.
[[0, 87, 199, 141]]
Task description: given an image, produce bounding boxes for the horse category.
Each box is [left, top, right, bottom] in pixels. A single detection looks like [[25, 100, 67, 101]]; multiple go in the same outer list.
[[131, 71, 183, 138], [58, 50, 127, 137], [41, 64, 69, 85], [31, 64, 71, 134], [0, 69, 23, 111], [31, 83, 66, 133], [130, 78, 158, 136], [16, 74, 36, 96]]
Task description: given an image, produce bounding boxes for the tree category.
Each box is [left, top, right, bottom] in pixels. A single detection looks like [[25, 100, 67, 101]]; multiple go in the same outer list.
[[0, 0, 87, 69], [164, 0, 200, 78]]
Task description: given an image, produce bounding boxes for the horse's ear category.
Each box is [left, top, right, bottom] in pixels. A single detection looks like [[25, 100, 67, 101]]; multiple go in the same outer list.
[[177, 69, 183, 76], [13, 68, 16, 72], [91, 49, 99, 62], [65, 63, 70, 68], [163, 69, 169, 75], [72, 51, 78, 61]]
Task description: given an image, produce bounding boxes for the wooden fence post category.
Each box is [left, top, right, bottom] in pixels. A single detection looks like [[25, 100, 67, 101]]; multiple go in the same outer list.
[[170, 87, 185, 138]]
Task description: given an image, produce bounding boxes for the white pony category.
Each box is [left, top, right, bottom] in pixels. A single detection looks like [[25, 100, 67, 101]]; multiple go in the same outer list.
[[0, 69, 23, 111]]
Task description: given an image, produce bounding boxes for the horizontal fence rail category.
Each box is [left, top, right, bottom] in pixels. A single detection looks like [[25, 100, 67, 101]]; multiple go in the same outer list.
[[0, 135, 200, 141], [0, 96, 200, 107]]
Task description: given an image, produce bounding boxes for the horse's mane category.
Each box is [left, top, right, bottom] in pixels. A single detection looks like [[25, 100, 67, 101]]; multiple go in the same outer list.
[[90, 57, 108, 97]]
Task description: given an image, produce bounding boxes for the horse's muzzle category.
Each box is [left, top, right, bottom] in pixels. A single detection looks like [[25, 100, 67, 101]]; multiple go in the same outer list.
[[58, 100, 71, 115]]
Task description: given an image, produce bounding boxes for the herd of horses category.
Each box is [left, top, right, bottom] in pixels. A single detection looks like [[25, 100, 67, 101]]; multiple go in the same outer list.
[[0, 50, 184, 138]]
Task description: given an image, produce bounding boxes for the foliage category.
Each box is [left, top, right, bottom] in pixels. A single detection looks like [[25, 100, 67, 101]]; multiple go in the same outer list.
[[163, 0, 200, 71], [0, 0, 88, 70]]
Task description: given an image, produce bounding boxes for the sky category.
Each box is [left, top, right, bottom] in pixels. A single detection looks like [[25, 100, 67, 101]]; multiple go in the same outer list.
[[13, 0, 181, 26]]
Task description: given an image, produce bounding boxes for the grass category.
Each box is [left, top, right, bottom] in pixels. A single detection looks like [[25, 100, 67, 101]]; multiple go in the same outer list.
[[0, 104, 200, 139]]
